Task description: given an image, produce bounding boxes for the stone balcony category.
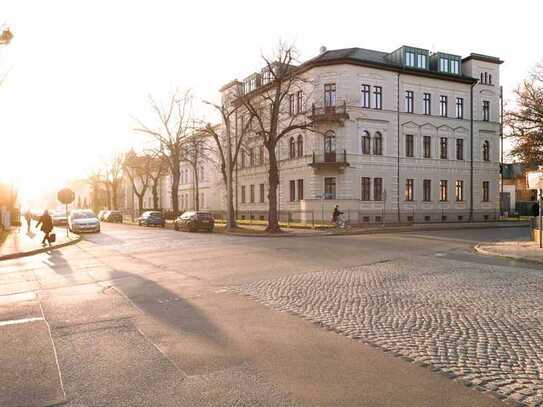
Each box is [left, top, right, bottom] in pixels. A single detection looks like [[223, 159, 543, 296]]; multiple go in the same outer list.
[[308, 150, 350, 172], [308, 101, 349, 125]]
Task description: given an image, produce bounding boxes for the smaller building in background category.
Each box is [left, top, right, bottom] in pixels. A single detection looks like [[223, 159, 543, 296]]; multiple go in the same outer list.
[[501, 163, 538, 215]]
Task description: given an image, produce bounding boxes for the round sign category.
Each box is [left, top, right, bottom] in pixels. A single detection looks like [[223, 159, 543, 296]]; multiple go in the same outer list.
[[57, 188, 75, 205]]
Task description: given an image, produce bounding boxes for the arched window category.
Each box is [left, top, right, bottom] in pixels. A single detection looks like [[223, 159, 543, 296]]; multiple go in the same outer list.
[[324, 131, 336, 162], [484, 72, 488, 84], [483, 140, 490, 161], [373, 132, 383, 155], [289, 137, 296, 159], [297, 135, 304, 157], [480, 73, 484, 83], [488, 74, 492, 85], [361, 131, 371, 154], [259, 145, 265, 165]]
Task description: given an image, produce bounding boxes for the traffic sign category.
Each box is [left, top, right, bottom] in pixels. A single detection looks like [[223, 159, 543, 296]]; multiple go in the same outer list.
[[57, 188, 75, 205]]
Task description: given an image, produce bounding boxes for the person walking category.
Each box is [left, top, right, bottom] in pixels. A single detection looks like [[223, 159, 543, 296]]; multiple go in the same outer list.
[[24, 210, 32, 230], [36, 210, 53, 245]]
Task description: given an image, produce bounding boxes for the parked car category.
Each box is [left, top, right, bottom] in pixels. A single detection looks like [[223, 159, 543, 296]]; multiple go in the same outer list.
[[174, 211, 214, 232], [97, 210, 108, 221], [68, 209, 100, 233], [104, 210, 123, 223], [137, 211, 165, 227], [51, 210, 68, 226]]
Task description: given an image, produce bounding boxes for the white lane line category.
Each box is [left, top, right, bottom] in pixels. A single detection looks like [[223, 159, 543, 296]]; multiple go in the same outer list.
[[0, 316, 44, 327]]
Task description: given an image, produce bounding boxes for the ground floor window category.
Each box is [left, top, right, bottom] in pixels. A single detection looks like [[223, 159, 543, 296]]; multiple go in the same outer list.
[[250, 185, 255, 203], [297, 179, 304, 201], [361, 177, 371, 201], [455, 180, 464, 202], [423, 179, 431, 202], [440, 180, 448, 201], [405, 179, 414, 201], [241, 185, 246, 204], [289, 180, 296, 202], [259, 183, 265, 203], [374, 178, 383, 201], [482, 181, 489, 202], [324, 177, 336, 199]]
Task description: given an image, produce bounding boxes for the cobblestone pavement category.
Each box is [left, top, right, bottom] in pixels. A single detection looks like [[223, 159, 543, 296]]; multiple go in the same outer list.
[[237, 257, 543, 406]]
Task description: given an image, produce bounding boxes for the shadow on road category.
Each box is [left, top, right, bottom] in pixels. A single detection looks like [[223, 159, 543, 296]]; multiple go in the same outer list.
[[106, 271, 228, 347]]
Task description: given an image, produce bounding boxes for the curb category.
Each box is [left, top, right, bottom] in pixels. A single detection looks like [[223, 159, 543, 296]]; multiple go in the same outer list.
[[0, 234, 82, 261], [474, 242, 543, 265], [221, 222, 529, 238]]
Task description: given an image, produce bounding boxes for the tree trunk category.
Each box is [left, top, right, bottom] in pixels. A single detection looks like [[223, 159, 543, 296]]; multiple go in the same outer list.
[[170, 170, 180, 217], [137, 194, 144, 215], [266, 145, 281, 233], [112, 184, 118, 210], [193, 166, 199, 211], [152, 182, 160, 210]]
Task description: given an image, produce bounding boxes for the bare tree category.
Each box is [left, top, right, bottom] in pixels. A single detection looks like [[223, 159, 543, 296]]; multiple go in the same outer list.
[[200, 100, 252, 230], [134, 90, 194, 217], [183, 133, 213, 211], [148, 151, 167, 210], [123, 151, 152, 214], [237, 42, 315, 232], [506, 61, 543, 165], [102, 153, 124, 210], [87, 170, 106, 213]]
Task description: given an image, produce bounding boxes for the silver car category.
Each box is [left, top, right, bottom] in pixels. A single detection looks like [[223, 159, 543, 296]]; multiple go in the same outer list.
[[69, 209, 100, 233]]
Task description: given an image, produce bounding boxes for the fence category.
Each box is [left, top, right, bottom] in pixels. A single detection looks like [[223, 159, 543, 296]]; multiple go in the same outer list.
[[211, 208, 501, 228]]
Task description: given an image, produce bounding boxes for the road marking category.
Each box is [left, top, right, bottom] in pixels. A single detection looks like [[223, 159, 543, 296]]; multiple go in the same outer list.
[[0, 316, 44, 327]]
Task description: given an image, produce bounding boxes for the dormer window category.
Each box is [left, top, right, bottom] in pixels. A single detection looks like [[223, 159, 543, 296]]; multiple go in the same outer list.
[[440, 57, 449, 73], [406, 51, 415, 67], [450, 60, 459, 74], [262, 68, 272, 85], [417, 53, 427, 69]]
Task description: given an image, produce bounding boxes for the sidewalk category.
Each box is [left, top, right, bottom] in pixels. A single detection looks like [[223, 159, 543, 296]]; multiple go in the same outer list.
[[475, 240, 543, 264], [0, 222, 81, 261]]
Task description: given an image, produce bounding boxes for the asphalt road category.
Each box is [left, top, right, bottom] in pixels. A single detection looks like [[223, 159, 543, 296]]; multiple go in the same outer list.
[[0, 223, 537, 406]]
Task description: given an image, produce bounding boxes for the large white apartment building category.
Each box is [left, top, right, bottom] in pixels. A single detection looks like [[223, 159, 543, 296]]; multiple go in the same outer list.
[[120, 45, 502, 224], [219, 45, 502, 223]]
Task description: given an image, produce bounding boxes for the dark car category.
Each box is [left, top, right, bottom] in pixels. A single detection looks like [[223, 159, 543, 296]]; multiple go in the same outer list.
[[104, 210, 123, 223], [174, 211, 214, 232], [137, 211, 165, 227]]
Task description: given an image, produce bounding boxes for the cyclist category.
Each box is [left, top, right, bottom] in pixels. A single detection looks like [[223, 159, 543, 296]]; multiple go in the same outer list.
[[332, 205, 345, 228]]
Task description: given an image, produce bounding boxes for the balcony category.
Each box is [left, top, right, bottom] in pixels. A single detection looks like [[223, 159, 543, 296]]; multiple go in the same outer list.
[[308, 101, 349, 125], [309, 150, 350, 172]]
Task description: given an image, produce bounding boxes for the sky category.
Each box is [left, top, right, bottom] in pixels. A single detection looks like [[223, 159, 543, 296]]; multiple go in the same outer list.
[[0, 0, 541, 204]]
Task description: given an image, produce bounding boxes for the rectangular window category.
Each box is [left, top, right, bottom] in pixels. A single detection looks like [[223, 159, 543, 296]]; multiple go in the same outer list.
[[483, 100, 490, 121], [405, 90, 414, 113], [405, 179, 414, 201], [241, 185, 246, 203], [374, 178, 383, 201], [296, 91, 303, 113], [440, 137, 448, 159], [249, 147, 255, 167], [250, 184, 255, 203], [451, 60, 459, 74], [297, 179, 304, 201], [289, 94, 295, 116], [423, 136, 431, 158], [406, 51, 415, 67], [406, 134, 414, 157], [440, 58, 449, 73], [456, 139, 464, 160], [289, 180, 296, 202], [259, 183, 265, 203], [240, 150, 245, 169], [361, 84, 371, 108], [423, 93, 431, 115], [324, 177, 336, 199], [456, 97, 464, 119], [361, 177, 371, 201], [373, 86, 382, 109], [417, 53, 427, 69], [455, 180, 464, 202], [440, 180, 448, 201], [324, 83, 336, 107], [482, 181, 489, 202], [423, 179, 431, 202], [440, 95, 448, 117]]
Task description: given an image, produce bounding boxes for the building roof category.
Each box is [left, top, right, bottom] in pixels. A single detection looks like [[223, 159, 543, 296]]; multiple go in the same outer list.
[[462, 53, 504, 65], [303, 47, 478, 84]]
